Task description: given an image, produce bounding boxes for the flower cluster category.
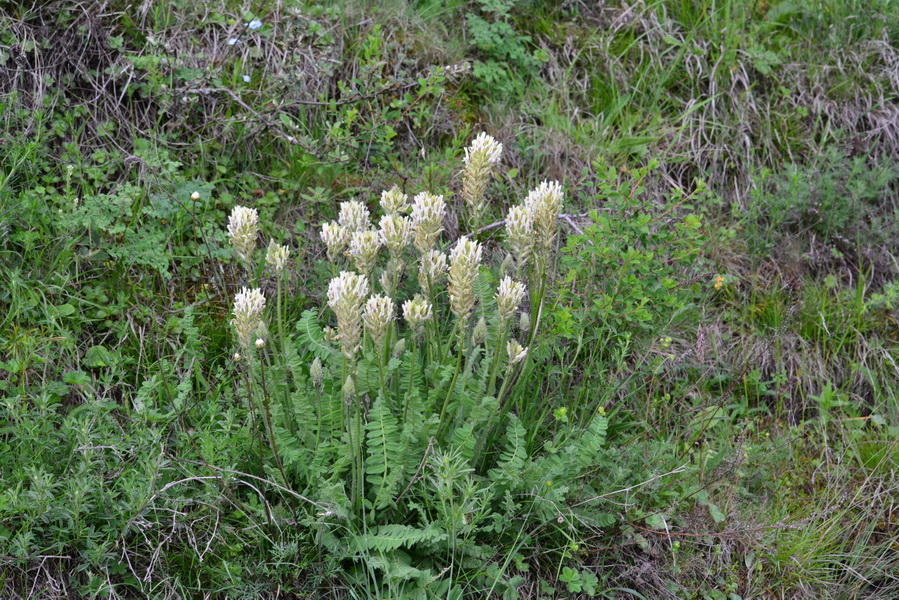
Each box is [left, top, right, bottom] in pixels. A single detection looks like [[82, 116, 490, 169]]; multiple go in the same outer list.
[[462, 132, 503, 229], [327, 271, 370, 359], [363, 295, 394, 349], [402, 295, 433, 339], [228, 205, 259, 264], [379, 214, 414, 258], [347, 229, 382, 275], [265, 240, 290, 274], [496, 277, 526, 322], [410, 192, 446, 254], [339, 200, 370, 234], [506, 180, 563, 274], [448, 236, 482, 322], [232, 287, 266, 349], [380, 186, 409, 215], [418, 250, 447, 296], [320, 221, 349, 261]]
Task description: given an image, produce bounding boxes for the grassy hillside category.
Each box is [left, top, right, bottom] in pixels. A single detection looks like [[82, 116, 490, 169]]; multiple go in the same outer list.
[[1, 1, 897, 598]]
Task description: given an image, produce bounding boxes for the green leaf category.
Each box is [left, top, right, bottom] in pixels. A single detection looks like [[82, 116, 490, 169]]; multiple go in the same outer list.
[[83, 345, 114, 368]]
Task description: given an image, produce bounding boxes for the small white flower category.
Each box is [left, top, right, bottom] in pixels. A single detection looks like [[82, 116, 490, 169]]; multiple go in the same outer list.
[[191, 191, 201, 201], [247, 19, 263, 29], [255, 338, 266, 349], [242, 74, 251, 83], [227, 37, 241, 46], [234, 352, 242, 362]]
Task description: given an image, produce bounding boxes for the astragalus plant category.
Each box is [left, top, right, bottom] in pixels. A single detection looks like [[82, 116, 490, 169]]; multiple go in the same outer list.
[[223, 134, 613, 598]]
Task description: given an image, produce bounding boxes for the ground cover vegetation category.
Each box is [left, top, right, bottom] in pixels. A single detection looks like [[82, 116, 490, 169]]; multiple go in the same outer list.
[[1, 0, 898, 598]]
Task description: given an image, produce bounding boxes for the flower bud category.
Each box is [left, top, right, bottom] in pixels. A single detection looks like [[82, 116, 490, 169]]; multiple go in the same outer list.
[[310, 357, 323, 389], [519, 312, 531, 336], [255, 338, 266, 349], [392, 338, 407, 359], [343, 375, 356, 403], [191, 191, 201, 201], [472, 316, 487, 346]]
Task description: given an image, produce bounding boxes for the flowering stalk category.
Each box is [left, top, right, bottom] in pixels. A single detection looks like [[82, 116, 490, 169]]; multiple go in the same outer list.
[[438, 236, 482, 439], [487, 277, 526, 394], [462, 132, 503, 230]]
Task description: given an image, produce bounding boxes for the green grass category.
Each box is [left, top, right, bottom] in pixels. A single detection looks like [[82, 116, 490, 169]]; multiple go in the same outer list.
[[2, 0, 898, 598]]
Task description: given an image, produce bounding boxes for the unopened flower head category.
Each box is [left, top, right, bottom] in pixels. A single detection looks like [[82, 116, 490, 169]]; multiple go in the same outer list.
[[327, 271, 370, 359], [320, 221, 349, 262], [462, 133, 503, 228], [410, 192, 446, 253], [524, 180, 563, 252], [310, 357, 324, 389], [392, 337, 407, 359], [265, 239, 290, 274], [418, 250, 447, 295], [363, 294, 394, 348], [507, 339, 528, 366], [472, 316, 487, 346], [343, 375, 355, 403], [380, 186, 409, 215], [519, 311, 531, 336], [228, 205, 259, 264], [505, 204, 534, 268], [496, 277, 526, 322], [191, 191, 201, 201], [402, 295, 433, 338], [379, 214, 414, 258], [232, 287, 266, 349], [338, 200, 370, 233], [448, 236, 482, 322], [347, 229, 382, 275], [255, 338, 266, 349]]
